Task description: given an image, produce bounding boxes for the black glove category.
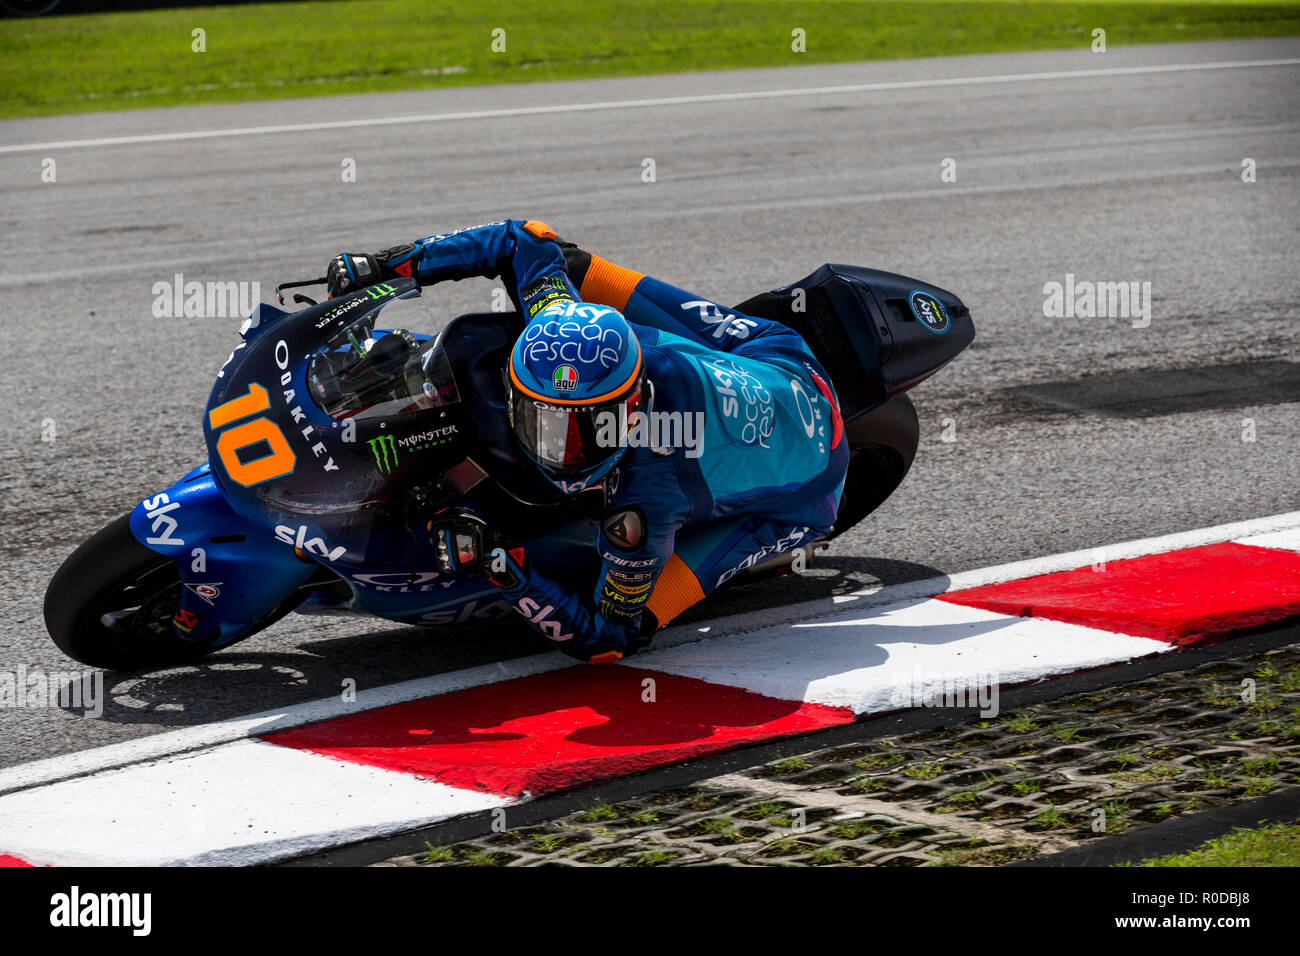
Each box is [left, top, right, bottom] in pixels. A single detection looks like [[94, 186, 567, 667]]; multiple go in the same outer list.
[[326, 243, 420, 297], [326, 253, 385, 298], [428, 508, 530, 591]]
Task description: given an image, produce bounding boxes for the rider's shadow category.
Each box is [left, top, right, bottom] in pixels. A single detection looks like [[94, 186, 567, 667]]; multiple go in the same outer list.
[[55, 618, 545, 728], [674, 554, 949, 626]]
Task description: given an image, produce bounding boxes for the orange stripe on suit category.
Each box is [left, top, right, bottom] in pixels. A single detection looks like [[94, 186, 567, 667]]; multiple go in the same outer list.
[[580, 255, 646, 311], [646, 553, 706, 627]]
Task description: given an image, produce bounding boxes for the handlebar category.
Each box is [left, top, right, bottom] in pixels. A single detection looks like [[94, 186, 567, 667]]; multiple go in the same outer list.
[[274, 275, 328, 307]]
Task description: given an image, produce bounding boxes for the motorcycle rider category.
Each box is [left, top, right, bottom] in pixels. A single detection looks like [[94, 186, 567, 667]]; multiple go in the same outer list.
[[328, 220, 849, 663]]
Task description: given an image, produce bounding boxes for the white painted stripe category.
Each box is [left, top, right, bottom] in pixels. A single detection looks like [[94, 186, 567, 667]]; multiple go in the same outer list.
[[0, 652, 574, 798], [1234, 528, 1300, 553], [0, 739, 507, 867], [640, 599, 1168, 714], [5, 510, 1296, 798], [2, 57, 1297, 155]]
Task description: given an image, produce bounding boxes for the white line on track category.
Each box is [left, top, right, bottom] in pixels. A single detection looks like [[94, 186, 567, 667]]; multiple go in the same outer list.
[[2, 56, 1298, 155], [2, 508, 1297, 799]]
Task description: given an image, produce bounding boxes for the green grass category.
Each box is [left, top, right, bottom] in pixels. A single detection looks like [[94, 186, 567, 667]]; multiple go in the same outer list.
[[419, 841, 454, 863], [903, 762, 945, 780], [576, 801, 621, 822], [1110, 762, 1184, 782], [1127, 820, 1300, 865], [1001, 713, 1037, 734], [622, 849, 678, 865], [934, 840, 1037, 865], [529, 833, 571, 852], [770, 756, 814, 774], [808, 845, 847, 863], [1035, 805, 1072, 829], [3, 0, 1299, 119]]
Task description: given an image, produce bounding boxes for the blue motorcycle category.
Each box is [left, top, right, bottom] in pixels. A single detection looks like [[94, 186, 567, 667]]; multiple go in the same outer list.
[[45, 265, 973, 670]]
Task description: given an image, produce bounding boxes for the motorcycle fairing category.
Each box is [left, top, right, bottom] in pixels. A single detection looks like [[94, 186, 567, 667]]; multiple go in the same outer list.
[[128, 463, 318, 646], [204, 279, 477, 566]]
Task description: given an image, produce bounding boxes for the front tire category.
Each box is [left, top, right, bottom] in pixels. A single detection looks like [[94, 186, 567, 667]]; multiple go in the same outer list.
[[44, 514, 225, 670]]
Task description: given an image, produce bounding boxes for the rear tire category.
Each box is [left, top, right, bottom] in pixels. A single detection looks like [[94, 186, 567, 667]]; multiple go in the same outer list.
[[831, 392, 919, 538], [718, 393, 919, 588]]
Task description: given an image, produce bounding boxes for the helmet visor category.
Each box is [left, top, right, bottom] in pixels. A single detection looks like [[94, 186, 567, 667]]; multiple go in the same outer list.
[[511, 382, 642, 476]]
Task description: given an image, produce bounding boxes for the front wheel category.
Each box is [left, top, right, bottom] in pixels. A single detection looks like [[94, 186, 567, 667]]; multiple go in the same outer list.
[[44, 514, 318, 670], [45, 515, 229, 669]]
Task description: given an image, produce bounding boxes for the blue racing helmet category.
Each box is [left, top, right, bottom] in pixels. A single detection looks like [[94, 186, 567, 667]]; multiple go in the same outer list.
[[507, 300, 643, 492]]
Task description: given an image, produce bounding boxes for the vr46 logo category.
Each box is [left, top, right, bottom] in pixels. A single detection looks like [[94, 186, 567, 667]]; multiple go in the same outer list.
[[274, 524, 346, 561]]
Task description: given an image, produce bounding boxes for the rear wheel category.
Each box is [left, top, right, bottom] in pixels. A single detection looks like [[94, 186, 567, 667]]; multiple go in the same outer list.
[[830, 392, 918, 539], [719, 393, 918, 587]]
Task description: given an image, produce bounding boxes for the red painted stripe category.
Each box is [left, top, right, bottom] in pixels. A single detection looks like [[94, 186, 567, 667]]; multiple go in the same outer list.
[[941, 542, 1300, 645], [263, 666, 851, 797], [0, 854, 33, 867]]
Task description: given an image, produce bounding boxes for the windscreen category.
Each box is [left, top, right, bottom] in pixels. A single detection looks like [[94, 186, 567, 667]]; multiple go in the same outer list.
[[306, 293, 459, 421]]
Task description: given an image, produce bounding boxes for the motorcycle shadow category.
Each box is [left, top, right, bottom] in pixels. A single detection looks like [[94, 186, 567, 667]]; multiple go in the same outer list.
[[52, 556, 949, 731], [674, 554, 950, 627], [55, 616, 546, 730]]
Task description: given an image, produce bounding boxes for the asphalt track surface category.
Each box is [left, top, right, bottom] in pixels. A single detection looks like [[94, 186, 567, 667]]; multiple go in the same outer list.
[[0, 39, 1297, 770]]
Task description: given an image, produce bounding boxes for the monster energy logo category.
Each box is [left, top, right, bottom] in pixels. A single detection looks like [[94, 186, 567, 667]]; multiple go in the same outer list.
[[365, 283, 397, 299], [368, 434, 398, 473]]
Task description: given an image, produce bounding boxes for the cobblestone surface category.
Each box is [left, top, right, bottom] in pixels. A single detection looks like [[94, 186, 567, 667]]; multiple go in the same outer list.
[[375, 642, 1300, 866]]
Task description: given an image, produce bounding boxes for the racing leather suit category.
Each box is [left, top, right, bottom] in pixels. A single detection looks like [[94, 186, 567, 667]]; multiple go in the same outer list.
[[377, 219, 849, 662]]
